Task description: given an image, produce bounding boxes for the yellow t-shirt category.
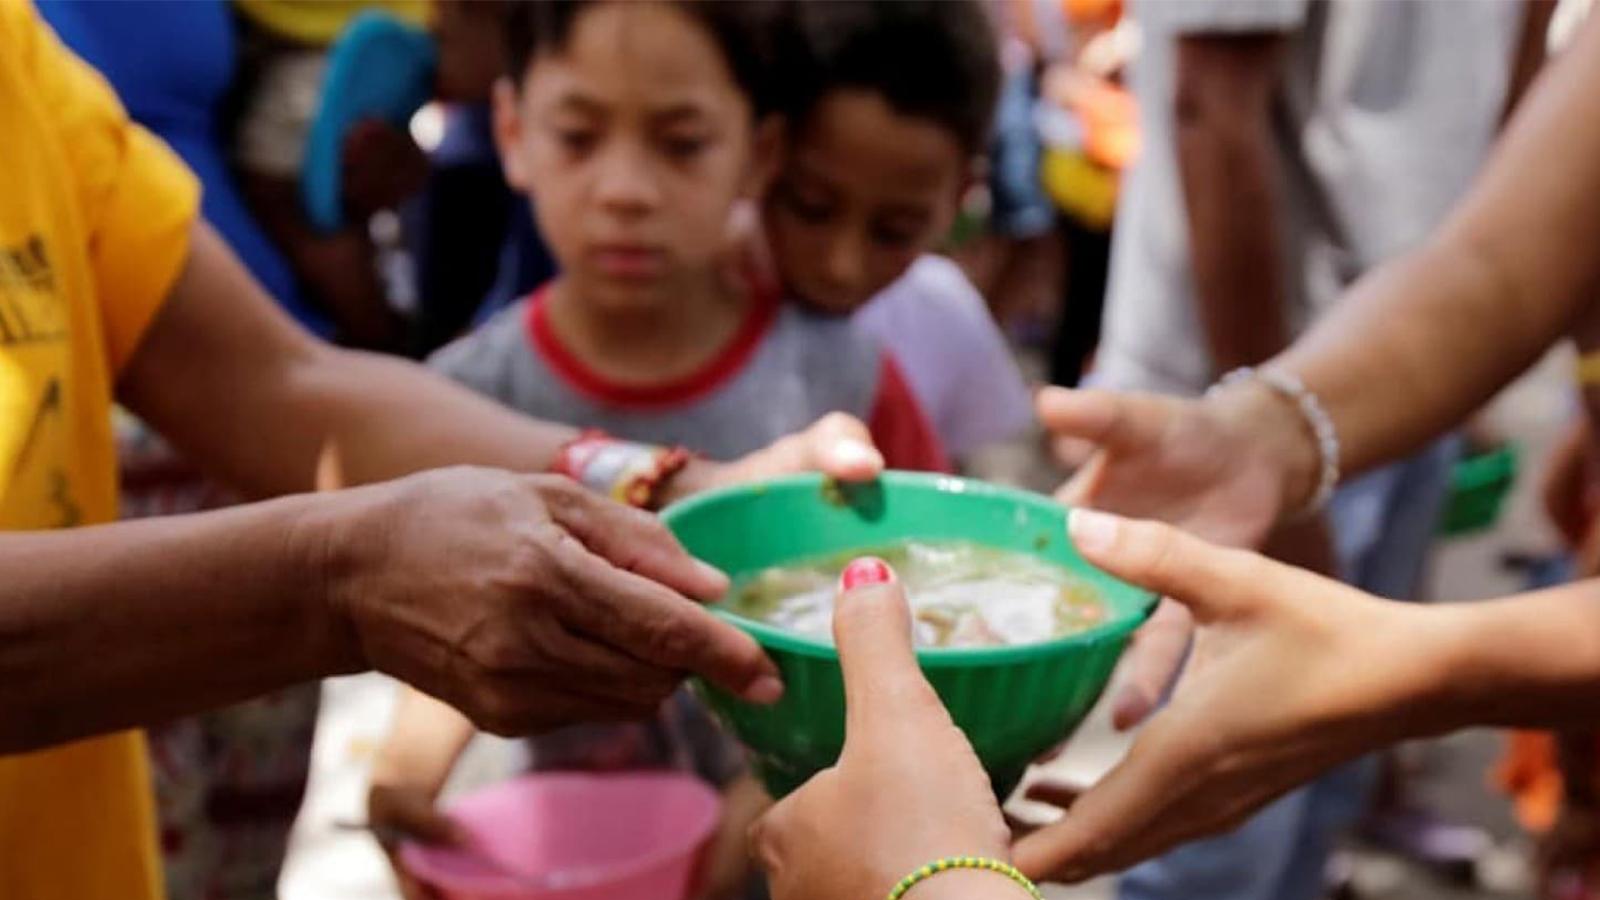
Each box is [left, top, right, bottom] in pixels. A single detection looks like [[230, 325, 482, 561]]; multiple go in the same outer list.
[[235, 0, 431, 46], [0, 1, 200, 897]]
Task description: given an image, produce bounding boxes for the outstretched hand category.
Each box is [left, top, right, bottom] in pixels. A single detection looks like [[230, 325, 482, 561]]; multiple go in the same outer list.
[[1039, 383, 1317, 727], [1014, 510, 1438, 882]]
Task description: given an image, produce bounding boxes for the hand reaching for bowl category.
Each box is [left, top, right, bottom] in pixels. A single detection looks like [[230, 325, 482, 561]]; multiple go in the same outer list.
[[664, 413, 886, 505], [327, 468, 785, 735], [1039, 380, 1323, 728], [1012, 510, 1478, 882], [750, 559, 1034, 900]]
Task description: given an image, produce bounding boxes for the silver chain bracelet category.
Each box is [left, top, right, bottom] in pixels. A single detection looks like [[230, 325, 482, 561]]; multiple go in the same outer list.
[[1209, 366, 1340, 519]]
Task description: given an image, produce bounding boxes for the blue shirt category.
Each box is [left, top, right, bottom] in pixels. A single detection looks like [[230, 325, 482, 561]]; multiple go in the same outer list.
[[39, 0, 334, 337]]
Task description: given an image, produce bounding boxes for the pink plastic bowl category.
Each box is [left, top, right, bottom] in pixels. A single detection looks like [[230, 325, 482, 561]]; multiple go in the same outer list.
[[400, 772, 722, 900]]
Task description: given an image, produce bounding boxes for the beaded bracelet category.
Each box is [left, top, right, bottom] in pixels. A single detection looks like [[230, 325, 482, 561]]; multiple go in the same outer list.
[[1210, 366, 1340, 519], [885, 856, 1044, 900], [550, 429, 691, 509]]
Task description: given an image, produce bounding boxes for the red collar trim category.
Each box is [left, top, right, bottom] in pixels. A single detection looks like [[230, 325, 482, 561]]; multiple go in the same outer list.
[[525, 285, 779, 410]]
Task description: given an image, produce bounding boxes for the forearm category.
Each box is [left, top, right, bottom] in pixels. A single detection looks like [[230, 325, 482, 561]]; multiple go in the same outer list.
[[121, 223, 716, 498], [0, 493, 358, 751], [373, 686, 476, 796], [252, 345, 581, 492], [1274, 14, 1600, 480], [1422, 579, 1600, 734], [1279, 241, 1564, 476], [119, 224, 575, 494], [1175, 43, 1292, 373], [283, 350, 725, 500]]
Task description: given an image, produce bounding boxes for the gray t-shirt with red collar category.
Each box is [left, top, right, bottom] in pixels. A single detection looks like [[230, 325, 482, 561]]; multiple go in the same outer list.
[[429, 289, 947, 469]]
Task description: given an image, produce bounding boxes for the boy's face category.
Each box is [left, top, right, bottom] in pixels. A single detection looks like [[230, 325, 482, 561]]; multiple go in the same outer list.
[[494, 3, 776, 310], [765, 90, 968, 315]]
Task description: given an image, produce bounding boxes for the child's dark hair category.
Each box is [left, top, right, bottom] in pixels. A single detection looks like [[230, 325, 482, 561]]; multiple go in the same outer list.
[[502, 0, 779, 116], [777, 0, 1000, 156]]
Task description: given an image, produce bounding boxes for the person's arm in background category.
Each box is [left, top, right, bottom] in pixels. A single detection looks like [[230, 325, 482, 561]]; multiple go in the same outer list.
[[368, 689, 477, 900], [236, 172, 407, 351], [1173, 32, 1293, 374]]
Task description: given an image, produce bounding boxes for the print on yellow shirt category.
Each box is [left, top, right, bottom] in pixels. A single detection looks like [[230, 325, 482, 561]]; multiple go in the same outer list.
[[0, 234, 80, 529], [0, 1, 200, 897]]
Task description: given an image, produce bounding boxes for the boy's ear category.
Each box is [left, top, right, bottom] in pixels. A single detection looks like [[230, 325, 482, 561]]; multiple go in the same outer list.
[[492, 76, 531, 191], [743, 115, 787, 202]]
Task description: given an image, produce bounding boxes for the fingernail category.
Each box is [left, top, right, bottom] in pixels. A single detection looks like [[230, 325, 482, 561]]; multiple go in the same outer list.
[[833, 439, 883, 470], [743, 674, 785, 705], [840, 556, 895, 591], [1069, 508, 1121, 554]]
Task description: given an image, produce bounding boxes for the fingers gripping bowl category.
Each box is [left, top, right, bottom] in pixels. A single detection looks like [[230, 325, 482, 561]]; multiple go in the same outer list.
[[661, 472, 1157, 798]]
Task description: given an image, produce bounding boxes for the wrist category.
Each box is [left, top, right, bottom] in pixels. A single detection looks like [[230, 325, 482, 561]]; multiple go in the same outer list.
[[1424, 590, 1600, 732], [1416, 600, 1543, 736], [1207, 378, 1322, 522], [286, 489, 382, 677], [657, 457, 721, 508]]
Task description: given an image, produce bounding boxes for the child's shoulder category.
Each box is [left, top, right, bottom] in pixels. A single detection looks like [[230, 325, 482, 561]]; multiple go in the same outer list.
[[772, 301, 885, 366], [871, 254, 990, 322], [425, 295, 535, 386]]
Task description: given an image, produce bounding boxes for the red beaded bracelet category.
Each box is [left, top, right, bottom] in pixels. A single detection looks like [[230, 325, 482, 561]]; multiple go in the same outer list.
[[551, 430, 692, 509]]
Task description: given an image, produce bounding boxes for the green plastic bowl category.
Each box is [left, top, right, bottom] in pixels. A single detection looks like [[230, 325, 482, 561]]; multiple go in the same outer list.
[[661, 472, 1157, 798]]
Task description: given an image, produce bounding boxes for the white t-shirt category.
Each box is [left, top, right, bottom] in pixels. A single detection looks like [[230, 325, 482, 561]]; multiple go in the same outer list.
[[1095, 0, 1521, 395], [853, 255, 1034, 457]]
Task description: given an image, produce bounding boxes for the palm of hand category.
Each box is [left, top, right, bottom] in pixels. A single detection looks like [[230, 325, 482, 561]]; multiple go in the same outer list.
[[1056, 390, 1285, 549]]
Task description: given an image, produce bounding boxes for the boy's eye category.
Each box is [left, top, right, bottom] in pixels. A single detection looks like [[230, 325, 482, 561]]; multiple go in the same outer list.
[[661, 134, 710, 160], [871, 225, 921, 249], [554, 128, 598, 155]]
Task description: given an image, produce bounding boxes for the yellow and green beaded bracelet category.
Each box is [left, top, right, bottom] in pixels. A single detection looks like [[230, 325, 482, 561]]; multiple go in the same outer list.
[[885, 856, 1044, 900]]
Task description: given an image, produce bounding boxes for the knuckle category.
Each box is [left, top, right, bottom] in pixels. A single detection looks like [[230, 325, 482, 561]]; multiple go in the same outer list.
[[532, 473, 585, 510], [1130, 520, 1180, 583], [643, 612, 702, 664], [515, 523, 573, 584]]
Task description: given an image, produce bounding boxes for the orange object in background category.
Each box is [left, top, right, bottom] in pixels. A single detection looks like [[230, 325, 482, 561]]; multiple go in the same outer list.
[[1070, 77, 1138, 171], [1064, 0, 1122, 33], [1499, 730, 1571, 833]]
